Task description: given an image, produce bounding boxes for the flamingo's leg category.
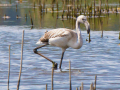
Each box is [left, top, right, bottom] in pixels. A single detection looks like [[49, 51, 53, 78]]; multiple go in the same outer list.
[[59, 51, 65, 69], [33, 44, 58, 69]]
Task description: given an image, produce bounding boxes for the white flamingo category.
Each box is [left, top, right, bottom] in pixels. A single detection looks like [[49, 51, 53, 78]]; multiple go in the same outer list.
[[34, 15, 90, 69]]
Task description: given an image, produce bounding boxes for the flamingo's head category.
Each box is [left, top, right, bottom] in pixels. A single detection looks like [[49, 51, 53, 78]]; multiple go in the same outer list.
[[77, 15, 90, 34]]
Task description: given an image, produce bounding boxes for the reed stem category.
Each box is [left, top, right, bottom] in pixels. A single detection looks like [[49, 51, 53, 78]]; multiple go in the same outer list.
[[46, 84, 47, 90], [69, 60, 72, 90], [89, 32, 91, 43], [94, 0, 96, 16], [29, 11, 33, 29], [94, 75, 97, 90], [17, 30, 24, 90], [90, 83, 93, 90], [51, 68, 54, 90], [8, 45, 10, 90], [76, 87, 78, 90], [81, 82, 83, 90]]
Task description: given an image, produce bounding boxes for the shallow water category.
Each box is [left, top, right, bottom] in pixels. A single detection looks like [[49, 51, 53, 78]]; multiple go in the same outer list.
[[0, 0, 120, 30], [0, 26, 120, 90], [0, 0, 120, 90]]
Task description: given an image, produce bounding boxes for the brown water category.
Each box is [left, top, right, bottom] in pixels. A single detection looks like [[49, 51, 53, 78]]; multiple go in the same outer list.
[[0, 0, 120, 90]]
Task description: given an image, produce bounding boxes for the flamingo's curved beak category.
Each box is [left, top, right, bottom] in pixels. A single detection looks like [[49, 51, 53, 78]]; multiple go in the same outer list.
[[84, 21, 90, 34]]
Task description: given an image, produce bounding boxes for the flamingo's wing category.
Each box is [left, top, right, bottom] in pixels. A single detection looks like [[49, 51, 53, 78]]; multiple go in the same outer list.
[[40, 28, 71, 42]]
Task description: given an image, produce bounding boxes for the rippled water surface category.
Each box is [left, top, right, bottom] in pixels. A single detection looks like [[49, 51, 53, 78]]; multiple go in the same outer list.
[[0, 0, 120, 89], [0, 26, 120, 90]]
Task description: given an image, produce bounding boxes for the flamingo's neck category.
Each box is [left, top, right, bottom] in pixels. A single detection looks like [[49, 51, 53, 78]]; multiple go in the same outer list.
[[76, 20, 82, 41], [75, 20, 83, 49]]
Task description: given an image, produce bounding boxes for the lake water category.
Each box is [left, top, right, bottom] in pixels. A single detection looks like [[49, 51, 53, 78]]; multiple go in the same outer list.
[[0, 26, 120, 90], [0, 0, 120, 90]]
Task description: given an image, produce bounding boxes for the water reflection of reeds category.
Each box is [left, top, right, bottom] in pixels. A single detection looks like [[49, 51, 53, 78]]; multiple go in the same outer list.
[[1, 0, 119, 30], [32, 0, 119, 30]]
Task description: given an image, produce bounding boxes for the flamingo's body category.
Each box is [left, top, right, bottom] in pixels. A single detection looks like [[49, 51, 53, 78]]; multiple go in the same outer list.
[[37, 28, 83, 50], [34, 15, 90, 69]]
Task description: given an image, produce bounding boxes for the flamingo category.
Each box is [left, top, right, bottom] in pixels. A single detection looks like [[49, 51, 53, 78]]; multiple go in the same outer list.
[[33, 15, 90, 69]]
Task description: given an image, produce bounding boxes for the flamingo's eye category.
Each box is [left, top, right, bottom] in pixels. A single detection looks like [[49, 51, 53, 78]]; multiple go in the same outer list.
[[82, 18, 85, 21]]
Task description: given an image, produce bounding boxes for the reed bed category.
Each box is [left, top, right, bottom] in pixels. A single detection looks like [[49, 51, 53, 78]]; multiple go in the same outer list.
[[3, 0, 120, 32], [21, 0, 119, 37], [30, 0, 120, 17]]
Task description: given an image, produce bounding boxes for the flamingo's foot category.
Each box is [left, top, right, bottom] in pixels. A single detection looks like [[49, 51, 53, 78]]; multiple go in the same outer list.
[[33, 49, 37, 53], [52, 62, 58, 69]]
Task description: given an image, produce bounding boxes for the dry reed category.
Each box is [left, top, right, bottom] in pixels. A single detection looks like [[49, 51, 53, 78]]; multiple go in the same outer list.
[[8, 45, 10, 90], [17, 30, 24, 90]]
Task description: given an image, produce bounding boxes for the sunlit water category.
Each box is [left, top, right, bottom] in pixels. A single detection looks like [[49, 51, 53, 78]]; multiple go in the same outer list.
[[0, 26, 120, 90]]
